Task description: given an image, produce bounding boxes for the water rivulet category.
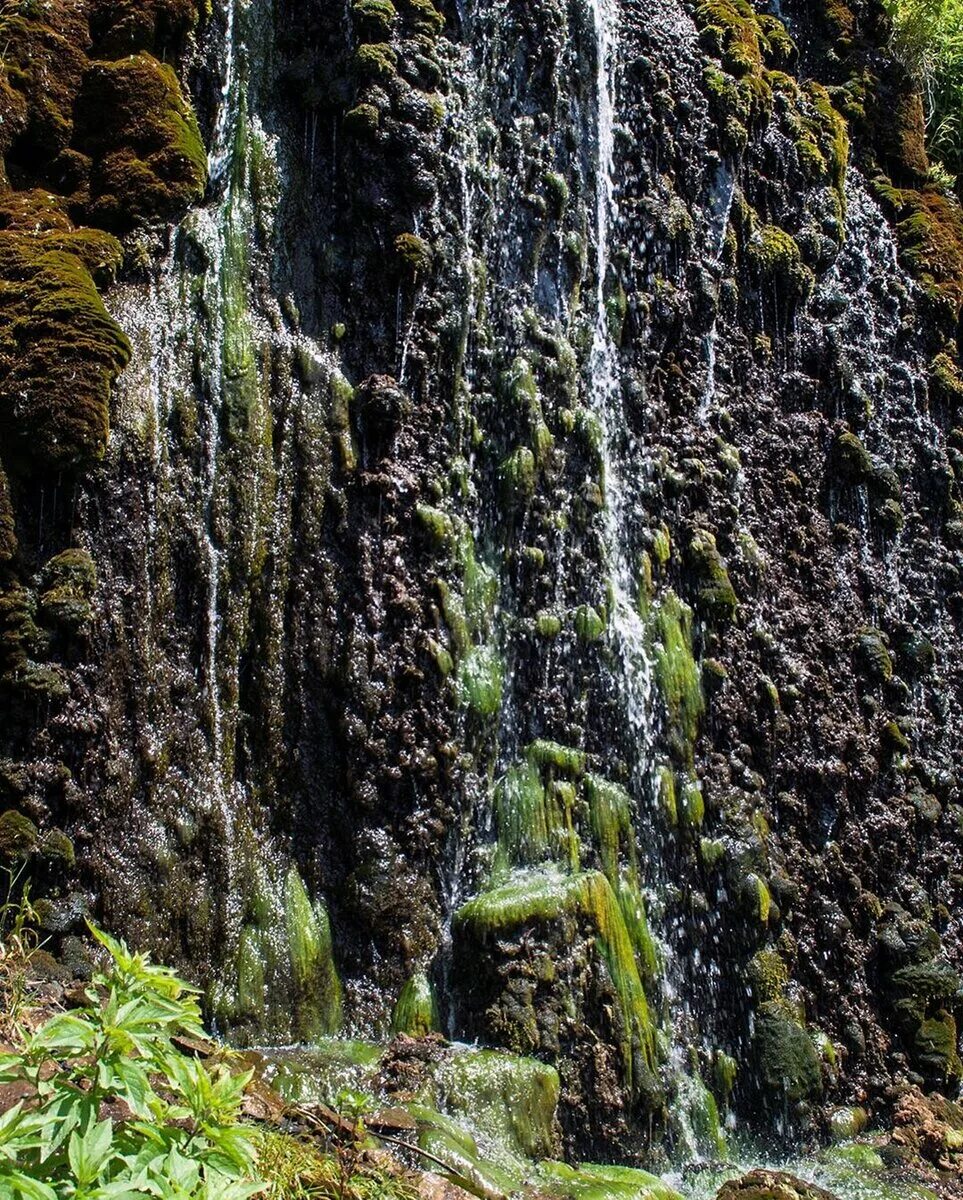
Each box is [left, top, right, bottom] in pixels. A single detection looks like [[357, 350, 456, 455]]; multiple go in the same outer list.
[[4, 0, 963, 1179]]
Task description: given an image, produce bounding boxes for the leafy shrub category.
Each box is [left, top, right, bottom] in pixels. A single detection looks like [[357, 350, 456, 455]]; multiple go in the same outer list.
[[0, 925, 263, 1199]]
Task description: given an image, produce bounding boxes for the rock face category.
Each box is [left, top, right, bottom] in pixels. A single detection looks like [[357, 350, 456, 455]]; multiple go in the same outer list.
[[3, 0, 963, 1163]]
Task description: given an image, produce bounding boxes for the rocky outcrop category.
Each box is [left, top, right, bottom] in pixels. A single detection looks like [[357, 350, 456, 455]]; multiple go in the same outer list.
[[2, 0, 963, 1167]]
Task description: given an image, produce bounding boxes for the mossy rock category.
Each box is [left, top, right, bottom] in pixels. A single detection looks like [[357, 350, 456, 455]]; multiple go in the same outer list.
[[0, 808, 39, 858], [686, 530, 737, 622], [745, 224, 815, 300], [38, 548, 97, 632], [397, 0, 445, 35], [831, 431, 874, 484], [0, 2, 90, 161], [455, 869, 659, 1099], [501, 447, 536, 505], [75, 53, 207, 230], [930, 351, 963, 408], [344, 103, 381, 138], [395, 232, 433, 273], [752, 1003, 822, 1102], [914, 1011, 963, 1084], [716, 1169, 839, 1200], [854, 628, 893, 683], [0, 225, 129, 469], [352, 0, 397, 40], [0, 465, 16, 565], [354, 42, 398, 81]]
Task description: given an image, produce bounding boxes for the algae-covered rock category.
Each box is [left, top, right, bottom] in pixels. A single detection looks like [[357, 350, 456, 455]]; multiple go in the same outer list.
[[453, 868, 661, 1132], [0, 808, 39, 858], [686, 530, 738, 622], [539, 1160, 681, 1200], [753, 1003, 823, 1102]]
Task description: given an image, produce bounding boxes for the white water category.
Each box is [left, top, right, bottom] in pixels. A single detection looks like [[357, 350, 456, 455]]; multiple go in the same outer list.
[[586, 0, 656, 781]]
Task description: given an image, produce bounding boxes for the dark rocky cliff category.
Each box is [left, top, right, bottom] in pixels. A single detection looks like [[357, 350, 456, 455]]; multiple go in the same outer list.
[[3, 0, 963, 1166]]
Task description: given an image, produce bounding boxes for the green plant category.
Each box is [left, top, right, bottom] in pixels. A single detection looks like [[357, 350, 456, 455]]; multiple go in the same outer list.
[[0, 924, 263, 1198], [0, 867, 41, 1035]]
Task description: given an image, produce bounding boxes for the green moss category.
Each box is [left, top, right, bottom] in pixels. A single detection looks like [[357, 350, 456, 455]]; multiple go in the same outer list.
[[543, 172, 569, 218], [854, 628, 893, 683], [0, 808, 38, 858], [585, 775, 633, 885], [617, 877, 660, 990], [354, 42, 398, 80], [686, 531, 738, 623], [653, 592, 704, 765], [828, 1106, 868, 1141], [574, 604, 605, 642], [40, 829, 74, 864], [398, 0, 445, 35], [457, 645, 503, 717], [236, 924, 267, 1021], [526, 740, 587, 777], [417, 1127, 519, 1200], [700, 837, 725, 868], [76, 53, 207, 230], [352, 0, 397, 38], [456, 869, 658, 1096], [650, 525, 671, 567], [657, 765, 678, 825], [930, 351, 963, 407], [0, 230, 130, 469], [417, 504, 455, 547], [395, 232, 433, 273], [344, 103, 381, 138], [392, 971, 440, 1036], [681, 781, 705, 829], [915, 1012, 963, 1081], [749, 949, 790, 1002], [538, 1160, 681, 1200], [536, 612, 563, 638], [894, 187, 963, 314], [283, 867, 343, 1040], [501, 447, 536, 505], [881, 720, 910, 757], [745, 224, 815, 300], [744, 873, 772, 923], [0, 466, 15, 565], [714, 1050, 738, 1104], [832, 431, 874, 483], [495, 761, 558, 865]]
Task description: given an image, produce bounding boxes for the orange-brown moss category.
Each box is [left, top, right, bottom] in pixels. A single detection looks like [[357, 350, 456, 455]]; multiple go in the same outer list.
[[876, 185, 963, 314], [75, 53, 207, 230], [0, 222, 130, 469]]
